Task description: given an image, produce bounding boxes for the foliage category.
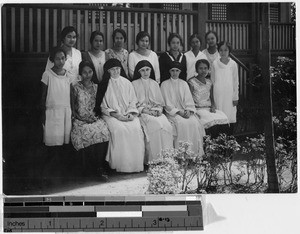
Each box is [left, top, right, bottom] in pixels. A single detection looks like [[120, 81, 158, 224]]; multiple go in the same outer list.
[[173, 142, 202, 192], [147, 141, 203, 194], [201, 134, 241, 190], [147, 110, 296, 194], [249, 57, 296, 115], [147, 148, 182, 194], [270, 57, 296, 115], [241, 135, 266, 185], [291, 2, 296, 22]]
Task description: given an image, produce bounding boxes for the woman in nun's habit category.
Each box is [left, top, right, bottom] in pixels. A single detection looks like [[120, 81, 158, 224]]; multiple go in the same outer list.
[[160, 61, 205, 156], [132, 60, 173, 163], [95, 58, 145, 173]]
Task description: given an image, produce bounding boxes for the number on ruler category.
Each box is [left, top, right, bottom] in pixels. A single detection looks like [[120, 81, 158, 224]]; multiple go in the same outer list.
[[45, 197, 52, 202], [158, 217, 170, 222], [100, 220, 104, 227], [152, 220, 157, 225]]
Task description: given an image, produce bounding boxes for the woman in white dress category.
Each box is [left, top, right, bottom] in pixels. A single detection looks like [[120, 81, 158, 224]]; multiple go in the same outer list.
[[45, 26, 82, 84], [128, 31, 160, 83], [184, 33, 208, 80], [81, 31, 106, 84], [211, 41, 239, 134], [188, 59, 228, 132], [202, 31, 220, 68], [132, 60, 173, 163], [105, 28, 129, 77], [95, 59, 145, 173], [160, 61, 205, 156]]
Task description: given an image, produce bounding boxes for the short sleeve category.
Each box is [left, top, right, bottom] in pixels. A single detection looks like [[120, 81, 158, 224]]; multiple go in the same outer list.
[[41, 71, 50, 85]]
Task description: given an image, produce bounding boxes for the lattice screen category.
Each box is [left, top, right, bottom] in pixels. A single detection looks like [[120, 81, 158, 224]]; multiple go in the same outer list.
[[210, 3, 227, 21]]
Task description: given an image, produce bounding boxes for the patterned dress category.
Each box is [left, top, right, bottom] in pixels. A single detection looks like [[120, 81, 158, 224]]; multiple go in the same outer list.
[[71, 82, 110, 151], [105, 48, 129, 77], [188, 77, 228, 129]]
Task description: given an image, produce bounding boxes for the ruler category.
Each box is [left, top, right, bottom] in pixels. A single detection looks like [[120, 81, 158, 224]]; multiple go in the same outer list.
[[4, 195, 203, 232]]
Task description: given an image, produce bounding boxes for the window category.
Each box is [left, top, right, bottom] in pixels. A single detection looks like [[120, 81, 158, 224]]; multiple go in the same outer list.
[[210, 3, 227, 21]]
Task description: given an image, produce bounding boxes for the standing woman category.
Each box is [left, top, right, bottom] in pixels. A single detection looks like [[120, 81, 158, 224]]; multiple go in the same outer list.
[[105, 29, 129, 77], [95, 59, 145, 173], [132, 60, 173, 163], [81, 31, 106, 84], [46, 26, 82, 84], [211, 41, 239, 134], [159, 33, 187, 83], [71, 61, 110, 179], [128, 31, 160, 83], [202, 31, 220, 68], [184, 33, 208, 81], [160, 61, 205, 156]]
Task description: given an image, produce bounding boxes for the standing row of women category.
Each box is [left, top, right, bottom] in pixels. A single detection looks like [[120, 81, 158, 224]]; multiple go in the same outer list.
[[41, 26, 239, 179]]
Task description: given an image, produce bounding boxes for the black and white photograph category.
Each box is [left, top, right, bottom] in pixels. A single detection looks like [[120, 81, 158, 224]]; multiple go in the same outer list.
[[1, 1, 298, 233]]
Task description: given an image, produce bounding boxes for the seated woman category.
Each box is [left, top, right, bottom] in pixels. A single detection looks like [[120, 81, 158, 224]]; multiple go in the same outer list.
[[188, 59, 228, 133], [132, 60, 173, 163], [70, 61, 110, 179], [95, 58, 145, 173], [160, 61, 205, 156]]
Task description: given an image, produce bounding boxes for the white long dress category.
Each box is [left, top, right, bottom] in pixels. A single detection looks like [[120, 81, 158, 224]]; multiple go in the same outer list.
[[211, 58, 239, 123], [101, 76, 145, 172], [128, 51, 160, 83], [132, 78, 173, 162], [184, 50, 208, 80], [41, 69, 72, 146], [160, 78, 205, 156], [202, 49, 220, 69], [188, 77, 228, 128], [45, 47, 82, 84]]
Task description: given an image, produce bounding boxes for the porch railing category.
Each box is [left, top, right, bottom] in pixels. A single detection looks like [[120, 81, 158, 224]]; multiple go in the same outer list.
[[206, 20, 295, 52], [206, 20, 251, 50], [1, 4, 197, 54]]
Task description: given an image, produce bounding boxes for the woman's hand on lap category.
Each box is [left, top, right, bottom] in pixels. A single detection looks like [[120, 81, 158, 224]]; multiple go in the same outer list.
[[210, 106, 216, 113]]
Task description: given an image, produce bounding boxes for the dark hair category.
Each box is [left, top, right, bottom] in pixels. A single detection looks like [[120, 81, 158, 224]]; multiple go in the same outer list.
[[90, 31, 104, 44], [60, 26, 77, 43], [135, 31, 151, 45], [79, 60, 94, 76], [94, 59, 128, 117], [112, 28, 127, 43], [168, 33, 183, 46], [217, 41, 232, 53], [195, 59, 210, 71], [188, 33, 202, 47], [205, 31, 219, 42], [49, 46, 66, 62], [132, 60, 156, 81]]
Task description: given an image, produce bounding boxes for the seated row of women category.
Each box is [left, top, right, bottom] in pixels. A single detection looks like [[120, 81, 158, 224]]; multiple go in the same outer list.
[[41, 45, 229, 178]]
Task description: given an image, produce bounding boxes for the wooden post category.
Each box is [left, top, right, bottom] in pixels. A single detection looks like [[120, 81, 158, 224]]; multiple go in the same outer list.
[[251, 3, 258, 61], [197, 3, 208, 50], [261, 3, 279, 193]]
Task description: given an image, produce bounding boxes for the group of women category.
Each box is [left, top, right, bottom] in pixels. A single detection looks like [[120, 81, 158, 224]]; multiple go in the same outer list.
[[41, 26, 239, 180]]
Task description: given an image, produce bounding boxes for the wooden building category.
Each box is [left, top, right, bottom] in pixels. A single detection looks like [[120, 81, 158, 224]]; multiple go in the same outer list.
[[1, 3, 295, 148]]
